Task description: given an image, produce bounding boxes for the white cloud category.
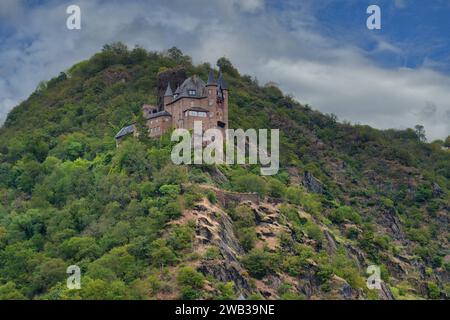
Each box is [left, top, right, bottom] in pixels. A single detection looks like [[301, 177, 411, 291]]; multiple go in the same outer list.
[[394, 0, 407, 9], [234, 0, 265, 13], [0, 0, 448, 140]]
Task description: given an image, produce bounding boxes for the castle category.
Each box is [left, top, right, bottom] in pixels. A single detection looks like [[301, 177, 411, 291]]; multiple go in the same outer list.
[[115, 70, 228, 144]]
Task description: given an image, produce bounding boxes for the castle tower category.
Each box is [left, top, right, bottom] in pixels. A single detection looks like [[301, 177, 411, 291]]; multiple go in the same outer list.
[[163, 83, 173, 106], [216, 71, 228, 130]]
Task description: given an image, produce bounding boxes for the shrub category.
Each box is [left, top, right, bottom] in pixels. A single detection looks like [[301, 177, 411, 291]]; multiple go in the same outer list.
[[177, 267, 204, 299], [206, 190, 217, 204], [233, 174, 267, 198], [216, 282, 235, 300], [242, 249, 275, 279], [346, 227, 359, 239], [286, 187, 302, 205], [305, 223, 323, 243], [268, 179, 286, 198], [329, 206, 362, 224], [427, 282, 440, 299], [159, 184, 180, 198], [204, 246, 221, 260]]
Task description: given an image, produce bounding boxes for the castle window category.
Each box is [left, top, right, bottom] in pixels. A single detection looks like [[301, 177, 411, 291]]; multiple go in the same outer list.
[[188, 90, 196, 96], [198, 112, 207, 118], [189, 111, 198, 117]]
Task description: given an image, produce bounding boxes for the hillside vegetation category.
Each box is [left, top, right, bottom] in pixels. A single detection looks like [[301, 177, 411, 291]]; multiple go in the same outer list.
[[0, 44, 448, 300]]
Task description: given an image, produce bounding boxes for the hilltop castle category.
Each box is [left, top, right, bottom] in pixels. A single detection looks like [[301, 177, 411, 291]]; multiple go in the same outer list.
[[115, 70, 228, 144]]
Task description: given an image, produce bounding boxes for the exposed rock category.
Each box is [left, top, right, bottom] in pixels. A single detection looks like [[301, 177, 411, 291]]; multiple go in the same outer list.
[[328, 275, 363, 300], [345, 244, 366, 269], [382, 207, 404, 240], [432, 182, 444, 197], [303, 171, 324, 194], [198, 261, 252, 295], [208, 166, 229, 184], [379, 282, 395, 300], [199, 185, 260, 208], [190, 200, 254, 296], [324, 230, 337, 254], [156, 66, 187, 109], [287, 167, 301, 185], [102, 68, 131, 86]]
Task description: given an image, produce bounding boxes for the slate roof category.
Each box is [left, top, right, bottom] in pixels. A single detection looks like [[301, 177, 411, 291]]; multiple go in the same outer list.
[[207, 70, 216, 86], [115, 124, 135, 139], [217, 72, 228, 90], [186, 107, 209, 112], [170, 75, 207, 102], [145, 110, 172, 120], [164, 83, 173, 97]]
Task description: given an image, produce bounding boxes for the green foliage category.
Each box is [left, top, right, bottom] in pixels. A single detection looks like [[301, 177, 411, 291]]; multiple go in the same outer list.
[[305, 223, 323, 243], [177, 267, 204, 300], [204, 246, 221, 261], [268, 178, 286, 198], [215, 282, 235, 300], [206, 190, 217, 204], [232, 205, 257, 251], [329, 206, 362, 225], [242, 249, 276, 279], [427, 282, 440, 299], [232, 173, 267, 197], [60, 237, 101, 261], [0, 282, 26, 300], [0, 45, 447, 300]]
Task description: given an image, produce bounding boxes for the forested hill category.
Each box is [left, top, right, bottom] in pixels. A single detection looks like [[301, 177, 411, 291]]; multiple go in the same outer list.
[[0, 44, 448, 300]]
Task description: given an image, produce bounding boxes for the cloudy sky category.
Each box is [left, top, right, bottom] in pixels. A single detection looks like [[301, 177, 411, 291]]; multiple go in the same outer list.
[[1, 0, 450, 140]]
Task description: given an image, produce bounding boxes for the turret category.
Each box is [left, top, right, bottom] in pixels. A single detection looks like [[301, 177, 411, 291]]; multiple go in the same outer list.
[[217, 71, 228, 91], [216, 70, 228, 130], [173, 85, 181, 99], [164, 83, 173, 106], [216, 71, 228, 104], [206, 69, 217, 87]]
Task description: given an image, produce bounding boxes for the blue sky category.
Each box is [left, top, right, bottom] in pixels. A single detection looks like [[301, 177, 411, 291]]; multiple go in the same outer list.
[[1, 0, 449, 139]]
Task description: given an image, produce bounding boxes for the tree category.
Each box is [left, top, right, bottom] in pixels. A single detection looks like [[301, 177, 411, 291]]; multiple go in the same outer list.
[[414, 125, 427, 142], [233, 173, 267, 197], [242, 249, 275, 279], [167, 47, 192, 65], [112, 140, 150, 178], [444, 136, 450, 148], [59, 236, 101, 261], [0, 282, 26, 300], [177, 267, 204, 300], [268, 178, 286, 198], [149, 239, 177, 267], [216, 57, 239, 77]]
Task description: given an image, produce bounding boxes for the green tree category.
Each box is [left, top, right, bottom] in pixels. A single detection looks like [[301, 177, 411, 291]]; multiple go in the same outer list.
[[177, 267, 204, 300]]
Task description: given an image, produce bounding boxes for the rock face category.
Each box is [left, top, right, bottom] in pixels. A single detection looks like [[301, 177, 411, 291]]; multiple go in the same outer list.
[[176, 187, 433, 300], [303, 171, 324, 194], [156, 67, 187, 109], [381, 207, 404, 240], [379, 282, 395, 300], [187, 200, 253, 296]]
